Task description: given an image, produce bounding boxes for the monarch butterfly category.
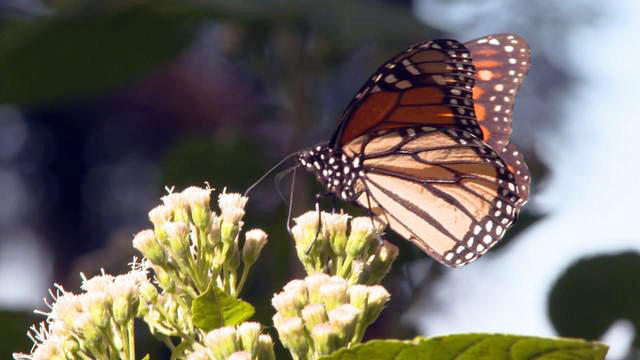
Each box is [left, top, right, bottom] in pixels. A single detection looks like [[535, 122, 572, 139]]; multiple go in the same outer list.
[[298, 34, 531, 267]]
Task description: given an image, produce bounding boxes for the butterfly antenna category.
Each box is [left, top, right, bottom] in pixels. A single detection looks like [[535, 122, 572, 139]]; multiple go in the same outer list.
[[244, 151, 299, 197], [274, 163, 300, 236]]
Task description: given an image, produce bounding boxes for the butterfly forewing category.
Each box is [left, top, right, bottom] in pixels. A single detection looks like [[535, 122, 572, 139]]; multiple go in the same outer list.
[[350, 127, 520, 267], [331, 39, 484, 147]]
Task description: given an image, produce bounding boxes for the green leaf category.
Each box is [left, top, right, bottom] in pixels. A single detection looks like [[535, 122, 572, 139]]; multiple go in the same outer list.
[[216, 287, 255, 326], [192, 284, 224, 331], [319, 334, 608, 360], [141, 355, 150, 360], [191, 285, 255, 331]]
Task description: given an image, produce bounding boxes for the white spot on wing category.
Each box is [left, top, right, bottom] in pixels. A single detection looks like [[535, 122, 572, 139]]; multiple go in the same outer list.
[[482, 235, 492, 244]]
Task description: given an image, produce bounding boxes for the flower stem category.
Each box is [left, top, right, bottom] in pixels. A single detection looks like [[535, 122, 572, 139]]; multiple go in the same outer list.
[[235, 264, 251, 296], [338, 256, 353, 277], [120, 324, 130, 360], [128, 321, 136, 360]]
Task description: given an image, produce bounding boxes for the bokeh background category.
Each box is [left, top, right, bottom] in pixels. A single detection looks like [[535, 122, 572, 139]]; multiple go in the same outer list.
[[1, 0, 639, 358]]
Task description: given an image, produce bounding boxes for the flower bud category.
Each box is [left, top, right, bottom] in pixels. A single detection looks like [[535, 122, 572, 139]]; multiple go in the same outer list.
[[139, 279, 159, 304], [325, 213, 350, 257], [365, 241, 399, 284], [50, 294, 83, 327], [72, 313, 101, 348], [291, 225, 313, 268], [272, 312, 285, 328], [304, 273, 330, 304], [310, 323, 338, 356], [275, 316, 308, 358], [148, 205, 173, 245], [207, 214, 222, 248], [301, 304, 328, 332], [50, 320, 73, 339], [162, 192, 191, 225], [272, 291, 301, 317], [293, 211, 329, 258], [319, 281, 348, 311], [83, 292, 111, 329], [237, 322, 261, 354], [133, 230, 166, 265], [242, 229, 268, 267], [218, 192, 248, 211], [205, 326, 239, 360], [282, 279, 308, 309], [81, 274, 115, 293], [346, 217, 376, 258], [220, 207, 244, 244], [257, 334, 276, 360], [347, 285, 369, 314], [328, 304, 360, 345], [182, 186, 212, 229], [164, 222, 191, 262], [364, 285, 390, 325], [158, 294, 179, 326], [283, 279, 305, 292], [154, 266, 174, 292], [31, 337, 65, 360], [108, 280, 139, 325], [348, 260, 365, 285]]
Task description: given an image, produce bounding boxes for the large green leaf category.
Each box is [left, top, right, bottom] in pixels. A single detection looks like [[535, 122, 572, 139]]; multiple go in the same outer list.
[[191, 285, 255, 331], [319, 334, 607, 360]]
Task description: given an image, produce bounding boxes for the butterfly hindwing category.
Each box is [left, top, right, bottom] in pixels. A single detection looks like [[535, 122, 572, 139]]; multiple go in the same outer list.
[[344, 127, 521, 267]]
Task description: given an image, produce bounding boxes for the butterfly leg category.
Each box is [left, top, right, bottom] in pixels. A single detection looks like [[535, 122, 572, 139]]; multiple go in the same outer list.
[[304, 194, 324, 255], [304, 192, 337, 255], [364, 191, 384, 246]]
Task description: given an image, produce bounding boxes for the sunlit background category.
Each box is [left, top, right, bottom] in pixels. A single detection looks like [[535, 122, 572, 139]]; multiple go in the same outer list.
[[1, 0, 638, 358]]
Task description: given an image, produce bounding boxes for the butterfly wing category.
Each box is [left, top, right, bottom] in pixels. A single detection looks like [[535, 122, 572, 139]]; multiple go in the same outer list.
[[330, 39, 483, 148], [465, 34, 532, 204], [343, 127, 521, 267]]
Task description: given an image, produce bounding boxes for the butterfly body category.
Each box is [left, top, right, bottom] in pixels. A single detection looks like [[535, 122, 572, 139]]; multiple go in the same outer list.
[[299, 34, 531, 267], [299, 143, 364, 201]]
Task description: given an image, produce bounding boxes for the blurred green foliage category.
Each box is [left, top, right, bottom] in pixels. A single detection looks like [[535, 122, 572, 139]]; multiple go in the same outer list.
[[0, 0, 435, 107], [549, 252, 640, 347], [0, 311, 37, 359]]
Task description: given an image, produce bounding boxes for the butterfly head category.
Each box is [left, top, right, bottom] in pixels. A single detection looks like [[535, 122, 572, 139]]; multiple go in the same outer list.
[[298, 144, 363, 201]]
